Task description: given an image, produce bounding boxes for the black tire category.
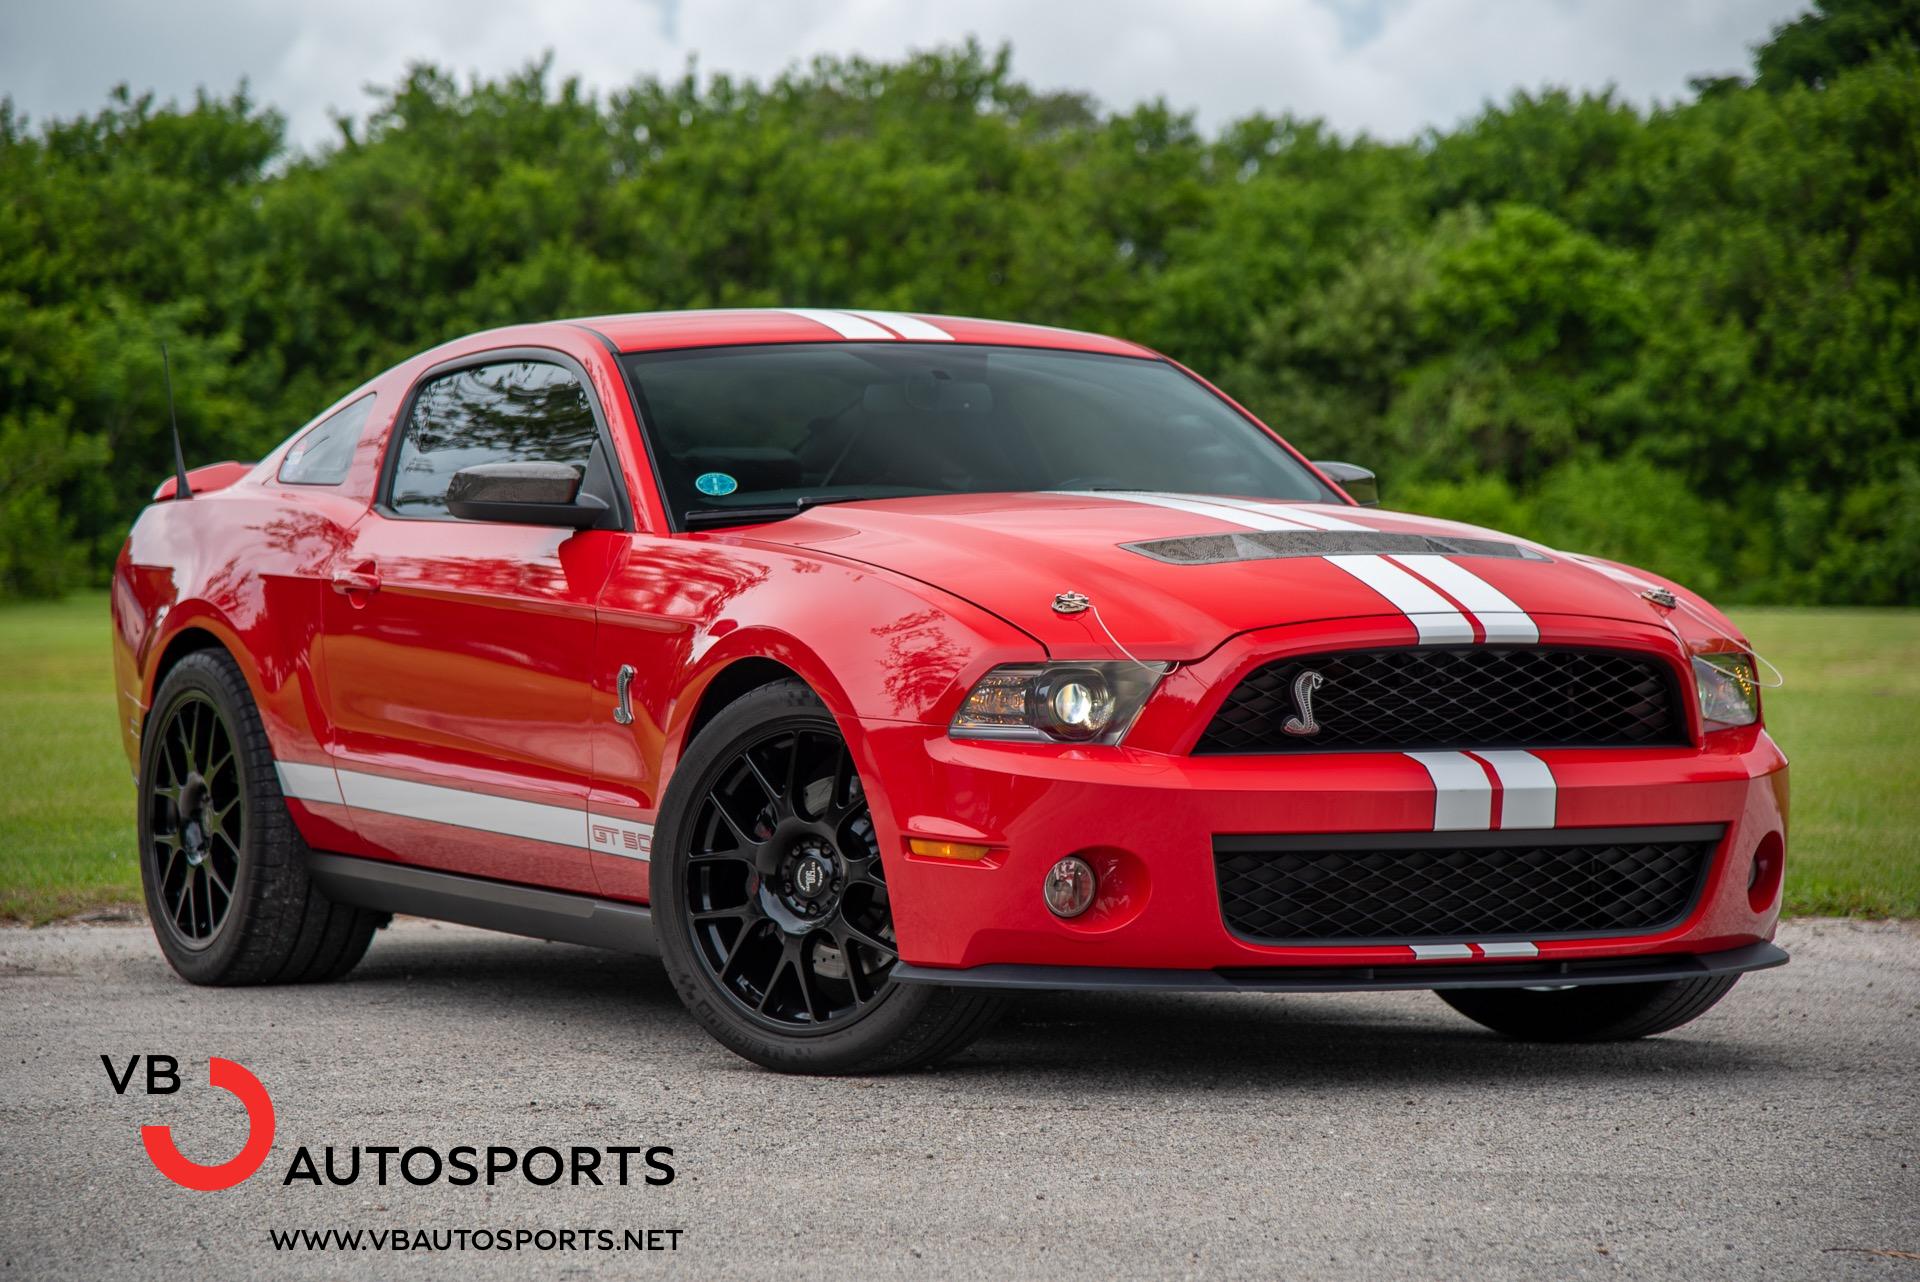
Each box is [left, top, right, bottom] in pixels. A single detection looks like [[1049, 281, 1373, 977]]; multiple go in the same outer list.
[[1436, 975, 1741, 1042], [653, 679, 1004, 1074], [138, 649, 384, 985]]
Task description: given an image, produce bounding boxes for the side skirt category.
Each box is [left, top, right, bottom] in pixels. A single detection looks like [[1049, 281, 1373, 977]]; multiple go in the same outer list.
[[306, 852, 657, 956]]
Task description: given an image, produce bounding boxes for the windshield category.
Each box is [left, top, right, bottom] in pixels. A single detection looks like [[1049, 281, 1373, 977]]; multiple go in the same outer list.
[[621, 343, 1337, 523]]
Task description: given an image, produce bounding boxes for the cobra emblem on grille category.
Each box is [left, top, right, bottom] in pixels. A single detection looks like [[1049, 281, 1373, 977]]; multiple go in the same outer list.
[[1283, 670, 1325, 737]]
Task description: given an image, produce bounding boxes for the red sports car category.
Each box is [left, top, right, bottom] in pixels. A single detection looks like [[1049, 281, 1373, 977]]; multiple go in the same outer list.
[[112, 309, 1788, 1073]]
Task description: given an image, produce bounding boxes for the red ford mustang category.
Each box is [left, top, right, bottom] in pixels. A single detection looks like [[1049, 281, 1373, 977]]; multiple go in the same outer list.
[[112, 309, 1788, 1073]]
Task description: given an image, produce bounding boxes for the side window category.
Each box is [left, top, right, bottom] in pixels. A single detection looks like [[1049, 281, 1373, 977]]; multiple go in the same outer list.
[[388, 360, 601, 519], [278, 395, 376, 486]]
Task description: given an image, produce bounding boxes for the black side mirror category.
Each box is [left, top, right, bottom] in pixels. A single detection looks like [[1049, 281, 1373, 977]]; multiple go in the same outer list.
[[1313, 460, 1379, 507], [445, 461, 611, 529]]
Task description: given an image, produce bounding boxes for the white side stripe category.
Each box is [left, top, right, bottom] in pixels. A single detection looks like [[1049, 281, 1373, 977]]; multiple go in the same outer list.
[[1473, 750, 1558, 829], [1324, 555, 1475, 644], [1197, 496, 1373, 532], [1389, 554, 1539, 644], [1054, 490, 1317, 531], [1406, 751, 1492, 830], [278, 763, 654, 857], [785, 308, 895, 340], [276, 762, 344, 806], [1476, 941, 1540, 958], [844, 310, 954, 341], [1411, 944, 1474, 960], [338, 770, 584, 848]]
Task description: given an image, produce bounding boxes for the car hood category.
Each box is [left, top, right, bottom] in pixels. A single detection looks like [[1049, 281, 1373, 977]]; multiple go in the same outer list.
[[741, 491, 1730, 659]]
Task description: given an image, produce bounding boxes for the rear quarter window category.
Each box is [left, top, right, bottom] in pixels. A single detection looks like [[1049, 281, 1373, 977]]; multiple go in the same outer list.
[[278, 395, 376, 486]]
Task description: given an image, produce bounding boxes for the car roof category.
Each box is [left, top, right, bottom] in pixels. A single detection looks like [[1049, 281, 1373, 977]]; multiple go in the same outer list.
[[568, 308, 1159, 359]]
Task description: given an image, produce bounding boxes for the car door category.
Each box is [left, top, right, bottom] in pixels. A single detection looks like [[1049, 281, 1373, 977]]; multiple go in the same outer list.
[[321, 350, 629, 893]]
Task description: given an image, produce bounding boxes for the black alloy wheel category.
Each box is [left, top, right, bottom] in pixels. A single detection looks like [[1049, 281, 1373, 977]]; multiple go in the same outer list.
[[146, 691, 245, 949], [683, 725, 897, 1031], [136, 649, 384, 986], [655, 679, 1005, 1074]]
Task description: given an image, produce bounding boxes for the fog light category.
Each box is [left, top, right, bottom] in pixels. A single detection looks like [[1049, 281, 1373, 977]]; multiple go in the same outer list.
[[1043, 856, 1097, 918]]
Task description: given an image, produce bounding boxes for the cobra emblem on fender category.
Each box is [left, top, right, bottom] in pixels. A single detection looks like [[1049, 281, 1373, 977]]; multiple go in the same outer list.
[[1283, 670, 1325, 737], [613, 664, 637, 726]]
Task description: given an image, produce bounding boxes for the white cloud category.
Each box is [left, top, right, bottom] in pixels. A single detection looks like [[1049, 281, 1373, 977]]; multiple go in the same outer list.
[[0, 0, 1810, 149]]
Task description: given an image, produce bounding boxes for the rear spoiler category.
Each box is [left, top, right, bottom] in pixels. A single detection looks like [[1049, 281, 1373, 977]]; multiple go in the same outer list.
[[154, 461, 252, 501]]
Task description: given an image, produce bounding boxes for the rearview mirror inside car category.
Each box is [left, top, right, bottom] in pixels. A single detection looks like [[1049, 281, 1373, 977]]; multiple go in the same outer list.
[[1312, 460, 1379, 507], [445, 461, 611, 529]]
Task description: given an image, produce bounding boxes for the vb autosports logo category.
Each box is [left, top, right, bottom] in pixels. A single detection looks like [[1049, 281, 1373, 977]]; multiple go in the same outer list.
[[104, 1054, 674, 1192], [105, 1054, 275, 1191]]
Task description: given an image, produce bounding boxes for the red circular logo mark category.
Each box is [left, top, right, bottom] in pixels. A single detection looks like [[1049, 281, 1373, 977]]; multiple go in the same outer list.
[[141, 1057, 276, 1191]]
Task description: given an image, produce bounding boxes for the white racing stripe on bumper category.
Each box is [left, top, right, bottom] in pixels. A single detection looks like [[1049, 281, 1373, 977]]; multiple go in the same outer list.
[[1476, 941, 1541, 958], [785, 308, 896, 340], [1472, 750, 1557, 829], [277, 762, 653, 859], [1405, 751, 1493, 830], [1410, 943, 1474, 960], [1323, 555, 1475, 644]]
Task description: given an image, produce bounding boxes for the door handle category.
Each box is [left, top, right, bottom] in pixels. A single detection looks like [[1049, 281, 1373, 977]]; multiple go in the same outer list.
[[330, 563, 380, 595]]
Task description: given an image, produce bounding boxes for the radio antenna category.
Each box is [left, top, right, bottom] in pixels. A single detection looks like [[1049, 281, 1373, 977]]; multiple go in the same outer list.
[[162, 342, 192, 500]]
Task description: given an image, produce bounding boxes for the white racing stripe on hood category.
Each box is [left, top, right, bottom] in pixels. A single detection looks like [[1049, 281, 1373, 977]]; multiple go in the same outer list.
[[785, 309, 896, 340], [1323, 555, 1476, 644], [1389, 554, 1540, 644]]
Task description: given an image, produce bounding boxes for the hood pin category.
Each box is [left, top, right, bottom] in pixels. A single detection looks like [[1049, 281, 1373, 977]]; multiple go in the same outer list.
[[1051, 591, 1091, 616]]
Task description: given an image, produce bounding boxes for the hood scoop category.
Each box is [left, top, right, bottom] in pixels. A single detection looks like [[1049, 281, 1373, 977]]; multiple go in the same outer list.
[[1123, 529, 1553, 566]]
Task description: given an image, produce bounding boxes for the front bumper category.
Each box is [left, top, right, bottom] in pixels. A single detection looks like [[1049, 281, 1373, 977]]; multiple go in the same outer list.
[[863, 718, 1790, 975]]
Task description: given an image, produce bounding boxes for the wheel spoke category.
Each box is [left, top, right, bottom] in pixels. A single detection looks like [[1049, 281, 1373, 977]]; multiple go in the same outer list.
[[784, 731, 803, 800], [831, 745, 853, 815], [794, 946, 828, 1022], [840, 919, 896, 959], [840, 933, 871, 1003], [740, 751, 781, 807], [210, 798, 242, 843], [204, 748, 234, 784], [706, 791, 756, 849], [718, 920, 764, 987], [756, 955, 791, 1014]]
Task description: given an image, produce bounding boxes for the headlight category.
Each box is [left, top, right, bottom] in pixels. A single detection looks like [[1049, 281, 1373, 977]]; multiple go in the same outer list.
[[950, 662, 1169, 745], [1693, 652, 1760, 730]]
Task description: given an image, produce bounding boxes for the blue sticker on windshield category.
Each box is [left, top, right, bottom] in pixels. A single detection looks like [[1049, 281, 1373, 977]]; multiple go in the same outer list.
[[695, 471, 739, 497]]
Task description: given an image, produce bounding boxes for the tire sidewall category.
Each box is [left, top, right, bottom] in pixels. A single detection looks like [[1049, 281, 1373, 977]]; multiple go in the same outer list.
[[653, 680, 941, 1072], [137, 654, 267, 983]]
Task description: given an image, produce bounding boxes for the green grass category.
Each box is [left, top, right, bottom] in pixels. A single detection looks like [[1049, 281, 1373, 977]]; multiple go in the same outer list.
[[1737, 609, 1920, 916], [0, 593, 138, 922], [1, 595, 1915, 923]]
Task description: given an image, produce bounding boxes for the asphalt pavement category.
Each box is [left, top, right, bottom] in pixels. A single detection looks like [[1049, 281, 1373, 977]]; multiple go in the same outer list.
[[1, 915, 1914, 1280]]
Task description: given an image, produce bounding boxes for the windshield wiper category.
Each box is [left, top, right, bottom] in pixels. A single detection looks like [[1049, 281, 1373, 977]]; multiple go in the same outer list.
[[681, 495, 869, 528]]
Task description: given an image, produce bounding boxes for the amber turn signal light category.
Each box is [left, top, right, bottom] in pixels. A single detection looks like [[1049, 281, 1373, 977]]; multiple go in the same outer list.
[[908, 838, 994, 862]]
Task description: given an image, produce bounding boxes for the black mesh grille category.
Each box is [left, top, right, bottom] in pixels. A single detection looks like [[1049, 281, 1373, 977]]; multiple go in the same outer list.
[[1214, 830, 1717, 944], [1196, 647, 1684, 754]]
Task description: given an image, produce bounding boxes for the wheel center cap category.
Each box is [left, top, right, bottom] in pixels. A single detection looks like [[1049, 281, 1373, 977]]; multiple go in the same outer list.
[[792, 852, 833, 900]]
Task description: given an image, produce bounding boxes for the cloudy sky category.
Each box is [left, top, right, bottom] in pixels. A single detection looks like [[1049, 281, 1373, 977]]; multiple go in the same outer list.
[[3, 0, 1808, 150]]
